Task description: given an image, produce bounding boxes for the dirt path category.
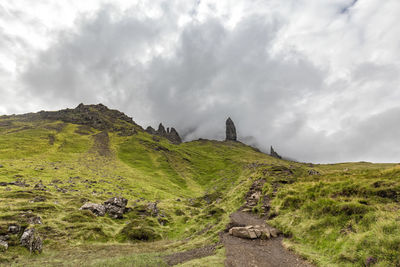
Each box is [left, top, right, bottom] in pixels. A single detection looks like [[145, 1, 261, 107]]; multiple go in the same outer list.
[[222, 211, 313, 267]]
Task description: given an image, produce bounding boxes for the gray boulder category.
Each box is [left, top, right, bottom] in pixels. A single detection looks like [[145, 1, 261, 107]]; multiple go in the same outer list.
[[20, 228, 43, 253], [79, 203, 106, 216], [225, 118, 237, 141]]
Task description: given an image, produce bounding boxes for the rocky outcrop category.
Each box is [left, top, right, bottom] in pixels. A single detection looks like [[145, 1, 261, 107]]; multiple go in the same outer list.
[[225, 118, 237, 141], [79, 203, 106, 216], [229, 225, 280, 239], [103, 197, 128, 219], [6, 103, 138, 135], [146, 123, 182, 144], [20, 228, 43, 253], [270, 146, 282, 159]]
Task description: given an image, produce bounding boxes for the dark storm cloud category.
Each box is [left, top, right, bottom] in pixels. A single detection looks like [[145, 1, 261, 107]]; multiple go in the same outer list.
[[13, 1, 400, 163]]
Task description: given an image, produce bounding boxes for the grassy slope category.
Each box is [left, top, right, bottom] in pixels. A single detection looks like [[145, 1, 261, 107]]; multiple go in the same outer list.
[[0, 115, 399, 266]]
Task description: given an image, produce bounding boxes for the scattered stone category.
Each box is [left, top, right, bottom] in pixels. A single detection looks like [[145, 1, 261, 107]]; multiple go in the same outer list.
[[79, 203, 106, 216], [225, 117, 237, 141], [0, 182, 7, 186], [20, 228, 43, 253], [308, 169, 320, 175], [270, 146, 282, 159], [0, 164, 3, 168], [0, 240, 8, 251], [103, 197, 128, 219]]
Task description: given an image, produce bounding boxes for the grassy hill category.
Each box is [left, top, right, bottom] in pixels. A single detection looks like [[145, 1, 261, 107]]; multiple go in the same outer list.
[[0, 104, 399, 266]]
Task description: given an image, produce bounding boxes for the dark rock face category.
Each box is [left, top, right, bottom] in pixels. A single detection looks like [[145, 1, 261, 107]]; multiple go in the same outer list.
[[270, 146, 282, 159], [103, 197, 128, 219], [20, 228, 42, 253], [226, 117, 237, 141], [146, 123, 182, 144]]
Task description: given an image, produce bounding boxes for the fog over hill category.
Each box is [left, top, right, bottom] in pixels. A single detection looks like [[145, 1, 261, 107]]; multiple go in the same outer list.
[[1, 0, 399, 163]]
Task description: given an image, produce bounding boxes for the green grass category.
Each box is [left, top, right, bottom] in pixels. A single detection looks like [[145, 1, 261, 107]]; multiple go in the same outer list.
[[1, 113, 400, 266]]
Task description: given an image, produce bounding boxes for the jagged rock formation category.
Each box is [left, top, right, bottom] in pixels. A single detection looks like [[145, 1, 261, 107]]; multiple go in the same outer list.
[[270, 146, 282, 159], [225, 117, 237, 141], [145, 123, 182, 144]]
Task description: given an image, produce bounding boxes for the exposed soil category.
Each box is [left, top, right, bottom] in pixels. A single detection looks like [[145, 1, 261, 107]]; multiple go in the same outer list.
[[91, 131, 111, 157], [164, 245, 216, 266], [223, 211, 313, 267]]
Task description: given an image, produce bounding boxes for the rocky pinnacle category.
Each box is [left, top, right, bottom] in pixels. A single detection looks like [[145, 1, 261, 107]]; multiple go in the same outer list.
[[226, 117, 237, 141]]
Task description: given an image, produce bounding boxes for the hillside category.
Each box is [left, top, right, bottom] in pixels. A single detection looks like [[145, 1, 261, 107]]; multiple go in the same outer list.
[[0, 104, 399, 266]]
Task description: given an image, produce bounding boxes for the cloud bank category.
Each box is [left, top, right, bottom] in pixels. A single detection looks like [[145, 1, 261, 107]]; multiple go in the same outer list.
[[0, 0, 400, 163]]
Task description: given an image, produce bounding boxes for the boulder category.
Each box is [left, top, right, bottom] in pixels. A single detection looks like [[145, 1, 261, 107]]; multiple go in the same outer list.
[[20, 228, 43, 253], [0, 240, 8, 252], [79, 203, 106, 216], [229, 225, 277, 240], [225, 118, 237, 141], [104, 197, 128, 219]]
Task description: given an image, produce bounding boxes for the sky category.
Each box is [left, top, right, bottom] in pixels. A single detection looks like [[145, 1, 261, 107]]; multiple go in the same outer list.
[[0, 0, 399, 163]]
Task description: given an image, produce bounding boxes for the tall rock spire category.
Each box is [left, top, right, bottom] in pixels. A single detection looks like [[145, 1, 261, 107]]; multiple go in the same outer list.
[[225, 117, 237, 141], [270, 146, 282, 159]]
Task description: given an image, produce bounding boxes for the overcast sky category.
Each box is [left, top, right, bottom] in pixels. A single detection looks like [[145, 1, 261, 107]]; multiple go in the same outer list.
[[0, 0, 399, 163]]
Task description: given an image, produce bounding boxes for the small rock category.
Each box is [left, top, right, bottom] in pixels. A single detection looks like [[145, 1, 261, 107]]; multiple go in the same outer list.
[[0, 240, 8, 252], [104, 197, 128, 219], [308, 169, 320, 175], [8, 224, 20, 234], [79, 203, 106, 216], [28, 216, 42, 225], [34, 181, 46, 190], [365, 256, 377, 266], [20, 228, 42, 253]]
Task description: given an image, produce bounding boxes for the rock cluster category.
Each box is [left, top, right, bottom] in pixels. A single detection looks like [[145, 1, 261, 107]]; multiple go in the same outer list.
[[79, 197, 129, 219], [145, 123, 182, 144], [270, 146, 282, 159], [229, 225, 280, 239], [225, 118, 237, 141]]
